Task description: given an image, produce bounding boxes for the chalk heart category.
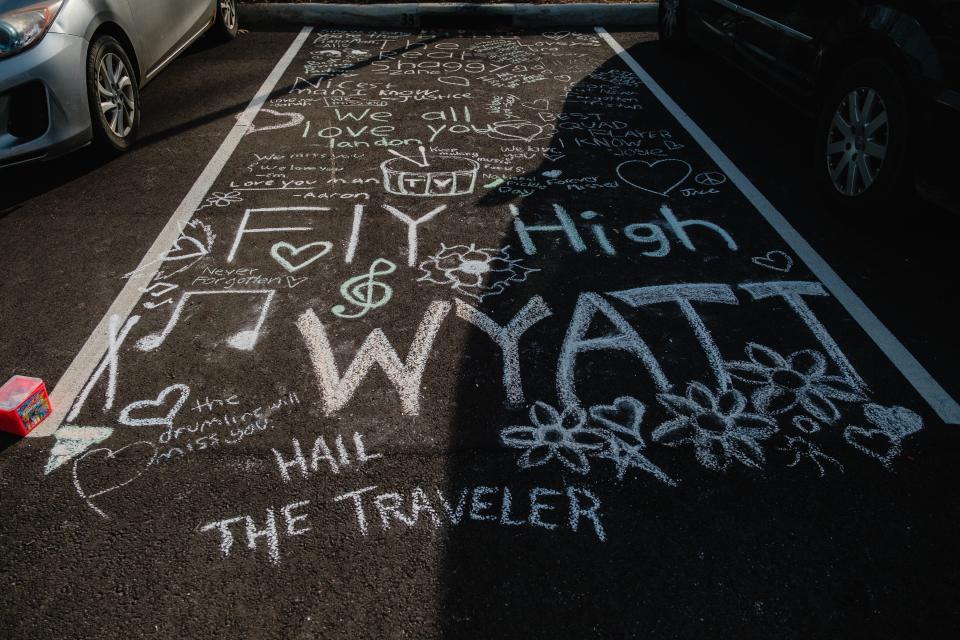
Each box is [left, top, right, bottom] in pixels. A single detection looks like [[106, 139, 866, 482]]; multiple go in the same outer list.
[[164, 235, 208, 262], [752, 250, 793, 273], [73, 441, 156, 501], [616, 159, 692, 197], [865, 403, 922, 439], [589, 396, 646, 439], [243, 108, 304, 136], [270, 241, 332, 273], [521, 98, 550, 112], [844, 426, 898, 463], [118, 384, 190, 427], [488, 121, 547, 142], [543, 31, 571, 40], [541, 169, 562, 178]]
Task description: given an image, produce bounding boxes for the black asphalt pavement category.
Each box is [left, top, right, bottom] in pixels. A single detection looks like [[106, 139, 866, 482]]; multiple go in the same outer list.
[[1, 27, 959, 639]]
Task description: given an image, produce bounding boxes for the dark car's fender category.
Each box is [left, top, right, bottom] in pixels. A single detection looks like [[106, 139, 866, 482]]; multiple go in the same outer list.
[[816, 4, 944, 103]]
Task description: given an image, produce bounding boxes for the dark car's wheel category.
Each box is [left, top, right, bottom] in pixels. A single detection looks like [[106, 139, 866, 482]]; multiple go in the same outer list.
[[815, 59, 913, 212], [86, 36, 140, 153], [212, 0, 239, 42], [658, 0, 688, 51]]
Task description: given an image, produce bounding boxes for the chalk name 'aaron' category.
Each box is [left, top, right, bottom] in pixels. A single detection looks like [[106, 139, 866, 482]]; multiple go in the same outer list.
[[295, 280, 863, 416]]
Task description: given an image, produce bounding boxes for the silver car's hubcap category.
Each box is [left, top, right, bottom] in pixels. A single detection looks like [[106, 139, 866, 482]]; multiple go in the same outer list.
[[662, 0, 679, 38], [826, 87, 889, 197], [97, 52, 135, 138], [220, 0, 237, 30]]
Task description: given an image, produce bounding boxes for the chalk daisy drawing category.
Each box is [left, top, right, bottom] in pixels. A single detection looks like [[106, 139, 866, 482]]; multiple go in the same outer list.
[[726, 344, 865, 423], [651, 382, 778, 471], [197, 190, 243, 210], [500, 402, 604, 474], [418, 244, 538, 302]]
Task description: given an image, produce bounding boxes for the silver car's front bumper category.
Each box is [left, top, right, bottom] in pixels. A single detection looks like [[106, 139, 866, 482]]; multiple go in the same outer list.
[[0, 32, 91, 168]]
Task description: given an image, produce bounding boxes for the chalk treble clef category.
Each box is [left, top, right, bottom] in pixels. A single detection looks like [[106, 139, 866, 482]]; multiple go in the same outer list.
[[331, 258, 397, 319]]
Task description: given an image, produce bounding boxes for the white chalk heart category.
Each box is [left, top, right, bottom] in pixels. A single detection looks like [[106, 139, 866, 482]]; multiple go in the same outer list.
[[616, 159, 692, 197], [163, 235, 208, 262], [118, 384, 190, 427], [522, 99, 550, 112], [432, 178, 453, 189], [752, 250, 794, 273], [487, 121, 550, 142], [243, 109, 305, 136], [73, 441, 156, 517], [270, 241, 332, 272]]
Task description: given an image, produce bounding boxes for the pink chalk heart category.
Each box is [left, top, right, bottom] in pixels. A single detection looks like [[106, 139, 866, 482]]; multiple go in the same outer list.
[[616, 159, 692, 197]]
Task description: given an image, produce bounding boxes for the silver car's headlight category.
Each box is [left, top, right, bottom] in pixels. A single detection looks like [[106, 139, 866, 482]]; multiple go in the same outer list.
[[0, 1, 65, 59]]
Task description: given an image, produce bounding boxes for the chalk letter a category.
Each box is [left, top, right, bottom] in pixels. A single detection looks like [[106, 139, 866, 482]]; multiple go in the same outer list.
[[296, 301, 451, 415]]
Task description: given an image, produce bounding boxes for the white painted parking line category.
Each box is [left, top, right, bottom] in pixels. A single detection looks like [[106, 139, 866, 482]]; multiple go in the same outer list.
[[596, 27, 960, 424], [29, 26, 314, 438]]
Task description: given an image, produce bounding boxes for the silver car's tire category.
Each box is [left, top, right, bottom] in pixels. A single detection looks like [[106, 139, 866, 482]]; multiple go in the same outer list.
[[213, 0, 240, 42], [86, 36, 140, 153]]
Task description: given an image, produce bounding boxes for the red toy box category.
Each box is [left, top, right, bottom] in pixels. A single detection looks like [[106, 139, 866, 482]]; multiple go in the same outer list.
[[0, 376, 52, 436]]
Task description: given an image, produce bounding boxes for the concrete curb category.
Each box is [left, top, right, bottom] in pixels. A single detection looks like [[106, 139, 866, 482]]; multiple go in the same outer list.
[[237, 3, 658, 28]]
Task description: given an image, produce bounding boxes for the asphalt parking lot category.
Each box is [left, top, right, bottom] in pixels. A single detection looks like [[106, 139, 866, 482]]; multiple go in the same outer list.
[[1, 26, 959, 638]]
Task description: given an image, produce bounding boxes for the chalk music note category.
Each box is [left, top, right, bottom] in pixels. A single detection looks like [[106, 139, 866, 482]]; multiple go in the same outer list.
[[331, 259, 396, 319], [135, 290, 276, 351]]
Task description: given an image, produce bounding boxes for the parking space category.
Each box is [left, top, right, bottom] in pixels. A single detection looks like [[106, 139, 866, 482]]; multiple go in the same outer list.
[[1, 26, 958, 638]]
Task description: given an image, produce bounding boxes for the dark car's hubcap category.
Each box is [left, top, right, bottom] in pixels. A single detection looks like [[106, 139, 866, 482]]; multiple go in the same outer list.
[[826, 87, 889, 197], [661, 0, 679, 38], [97, 52, 135, 138]]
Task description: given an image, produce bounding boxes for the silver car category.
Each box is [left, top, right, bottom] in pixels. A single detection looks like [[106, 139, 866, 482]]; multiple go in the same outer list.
[[0, 0, 238, 167]]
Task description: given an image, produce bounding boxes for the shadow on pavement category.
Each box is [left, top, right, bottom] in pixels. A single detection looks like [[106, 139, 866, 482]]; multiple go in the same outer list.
[[434, 36, 959, 638]]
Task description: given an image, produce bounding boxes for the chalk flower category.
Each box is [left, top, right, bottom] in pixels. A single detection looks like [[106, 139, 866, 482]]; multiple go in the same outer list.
[[500, 402, 605, 474], [418, 244, 538, 302], [725, 343, 864, 423], [652, 382, 777, 471]]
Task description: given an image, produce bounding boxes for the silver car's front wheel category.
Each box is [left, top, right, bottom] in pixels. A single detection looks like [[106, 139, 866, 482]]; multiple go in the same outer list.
[[220, 0, 238, 32], [214, 0, 240, 41], [97, 52, 136, 138], [86, 36, 140, 153], [825, 87, 889, 197]]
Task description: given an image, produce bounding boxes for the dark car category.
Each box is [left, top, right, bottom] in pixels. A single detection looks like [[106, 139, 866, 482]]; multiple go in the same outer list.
[[658, 0, 960, 211]]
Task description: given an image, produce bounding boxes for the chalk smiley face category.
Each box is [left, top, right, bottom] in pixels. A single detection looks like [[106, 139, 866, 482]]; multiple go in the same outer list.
[[270, 241, 333, 272], [118, 383, 190, 427], [616, 159, 693, 197]]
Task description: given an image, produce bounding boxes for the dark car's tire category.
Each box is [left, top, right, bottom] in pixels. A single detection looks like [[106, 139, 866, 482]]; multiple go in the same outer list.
[[814, 59, 914, 213], [86, 36, 140, 154], [658, 0, 689, 52], [212, 0, 240, 42]]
